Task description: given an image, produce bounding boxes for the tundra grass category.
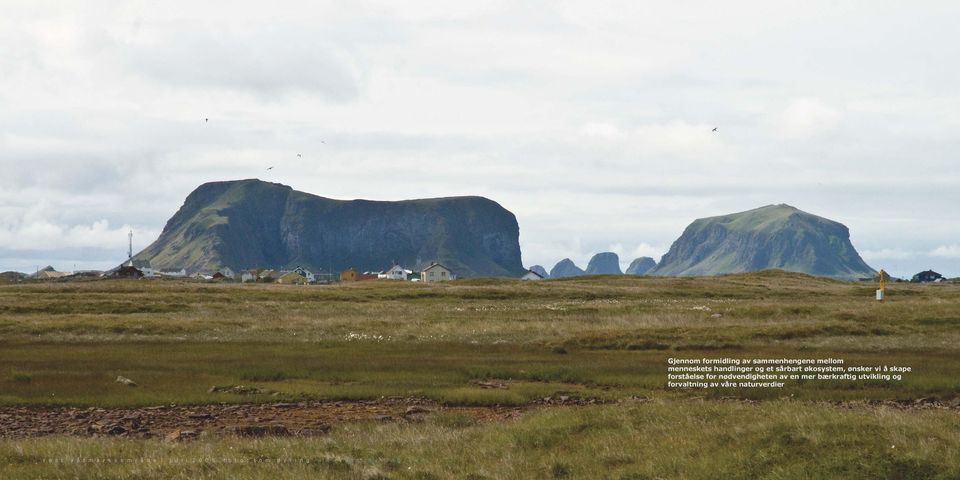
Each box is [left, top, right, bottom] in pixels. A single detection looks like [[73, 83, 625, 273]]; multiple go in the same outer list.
[[1, 272, 958, 478], [0, 272, 957, 351], [0, 342, 957, 407], [2, 400, 959, 479]]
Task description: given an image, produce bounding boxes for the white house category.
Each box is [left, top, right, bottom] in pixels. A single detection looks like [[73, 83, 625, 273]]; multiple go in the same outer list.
[[240, 270, 258, 283], [218, 267, 236, 279], [159, 268, 187, 278], [378, 264, 410, 281], [421, 263, 454, 282], [293, 266, 315, 283], [521, 270, 545, 281]]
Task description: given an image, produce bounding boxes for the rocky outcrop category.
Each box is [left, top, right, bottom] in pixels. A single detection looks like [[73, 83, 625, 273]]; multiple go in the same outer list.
[[625, 257, 657, 275], [585, 252, 622, 275], [133, 179, 526, 277], [550, 258, 585, 278]]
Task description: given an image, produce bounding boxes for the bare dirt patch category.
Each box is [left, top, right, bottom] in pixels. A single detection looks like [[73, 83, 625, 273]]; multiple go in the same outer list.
[[0, 398, 532, 439]]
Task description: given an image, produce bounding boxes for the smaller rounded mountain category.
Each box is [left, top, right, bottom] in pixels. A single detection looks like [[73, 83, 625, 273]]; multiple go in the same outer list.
[[585, 252, 622, 275], [625, 257, 657, 275], [650, 204, 875, 280], [549, 258, 585, 278]]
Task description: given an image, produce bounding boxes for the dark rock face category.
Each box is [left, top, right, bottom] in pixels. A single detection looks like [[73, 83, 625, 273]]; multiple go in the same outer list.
[[134, 179, 526, 277], [550, 258, 585, 278], [585, 252, 622, 275], [625, 257, 657, 275], [528, 265, 549, 278], [650, 204, 876, 280]]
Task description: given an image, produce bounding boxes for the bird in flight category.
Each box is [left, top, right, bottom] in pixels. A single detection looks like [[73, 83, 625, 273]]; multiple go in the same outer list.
[[712, 127, 718, 132], [267, 166, 274, 170], [205, 118, 208, 123], [297, 153, 302, 158], [321, 140, 326, 144]]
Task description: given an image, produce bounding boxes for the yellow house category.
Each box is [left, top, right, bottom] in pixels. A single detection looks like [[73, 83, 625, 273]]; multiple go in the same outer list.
[[340, 268, 358, 282], [421, 263, 454, 282], [277, 271, 308, 285]]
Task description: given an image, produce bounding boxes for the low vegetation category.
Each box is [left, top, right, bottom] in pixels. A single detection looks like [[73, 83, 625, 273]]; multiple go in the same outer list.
[[3, 401, 959, 479], [0, 271, 958, 478]]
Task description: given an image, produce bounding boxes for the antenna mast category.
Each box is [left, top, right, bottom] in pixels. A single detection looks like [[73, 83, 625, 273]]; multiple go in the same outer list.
[[128, 230, 133, 261]]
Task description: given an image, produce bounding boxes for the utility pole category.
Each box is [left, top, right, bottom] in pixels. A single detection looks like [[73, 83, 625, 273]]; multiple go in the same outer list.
[[128, 230, 133, 264]]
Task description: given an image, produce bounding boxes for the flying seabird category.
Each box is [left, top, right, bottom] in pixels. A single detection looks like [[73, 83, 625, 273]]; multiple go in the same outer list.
[[712, 127, 718, 132], [297, 153, 302, 158], [267, 166, 274, 170]]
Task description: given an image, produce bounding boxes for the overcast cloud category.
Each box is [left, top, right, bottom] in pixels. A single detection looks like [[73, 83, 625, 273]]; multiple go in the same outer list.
[[1, 1, 958, 278]]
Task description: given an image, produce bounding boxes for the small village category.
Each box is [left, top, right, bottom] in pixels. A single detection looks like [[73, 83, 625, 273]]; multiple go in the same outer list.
[[17, 258, 544, 285], [110, 260, 470, 284]]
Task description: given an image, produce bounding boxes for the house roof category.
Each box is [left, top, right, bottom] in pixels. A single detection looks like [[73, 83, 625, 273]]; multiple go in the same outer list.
[[523, 269, 544, 278], [422, 262, 451, 272]]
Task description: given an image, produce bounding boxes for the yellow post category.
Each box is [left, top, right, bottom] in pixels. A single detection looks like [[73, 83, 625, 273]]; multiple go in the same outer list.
[[877, 269, 886, 302]]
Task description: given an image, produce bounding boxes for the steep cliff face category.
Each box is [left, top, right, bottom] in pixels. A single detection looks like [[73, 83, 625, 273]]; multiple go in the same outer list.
[[550, 258, 585, 278], [625, 257, 657, 275], [650, 204, 875, 280], [134, 179, 525, 277], [585, 252, 622, 275]]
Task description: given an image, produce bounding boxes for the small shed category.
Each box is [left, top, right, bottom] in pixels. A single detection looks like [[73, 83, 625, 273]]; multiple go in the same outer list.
[[114, 266, 143, 279], [521, 269, 545, 281], [340, 268, 358, 282]]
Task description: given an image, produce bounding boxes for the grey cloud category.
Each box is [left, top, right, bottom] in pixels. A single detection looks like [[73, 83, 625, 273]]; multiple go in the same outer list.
[[119, 28, 362, 100]]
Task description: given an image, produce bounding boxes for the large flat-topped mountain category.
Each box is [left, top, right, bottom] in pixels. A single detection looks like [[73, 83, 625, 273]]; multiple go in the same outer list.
[[134, 179, 525, 277], [650, 204, 876, 280]]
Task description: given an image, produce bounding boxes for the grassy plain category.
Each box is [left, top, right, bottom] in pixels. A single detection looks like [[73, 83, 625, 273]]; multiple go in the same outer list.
[[1, 271, 958, 478]]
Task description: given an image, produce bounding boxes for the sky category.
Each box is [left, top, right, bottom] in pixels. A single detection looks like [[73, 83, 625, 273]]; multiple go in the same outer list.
[[1, 0, 958, 278]]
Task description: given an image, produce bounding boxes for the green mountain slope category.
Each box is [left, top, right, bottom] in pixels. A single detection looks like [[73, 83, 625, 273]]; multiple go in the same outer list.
[[650, 204, 876, 280], [134, 179, 525, 277]]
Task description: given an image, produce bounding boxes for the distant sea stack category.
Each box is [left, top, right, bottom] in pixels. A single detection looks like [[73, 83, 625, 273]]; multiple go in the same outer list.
[[550, 258, 585, 278], [585, 252, 622, 275], [625, 257, 657, 275], [650, 204, 876, 280], [528, 265, 549, 279], [133, 179, 526, 277]]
